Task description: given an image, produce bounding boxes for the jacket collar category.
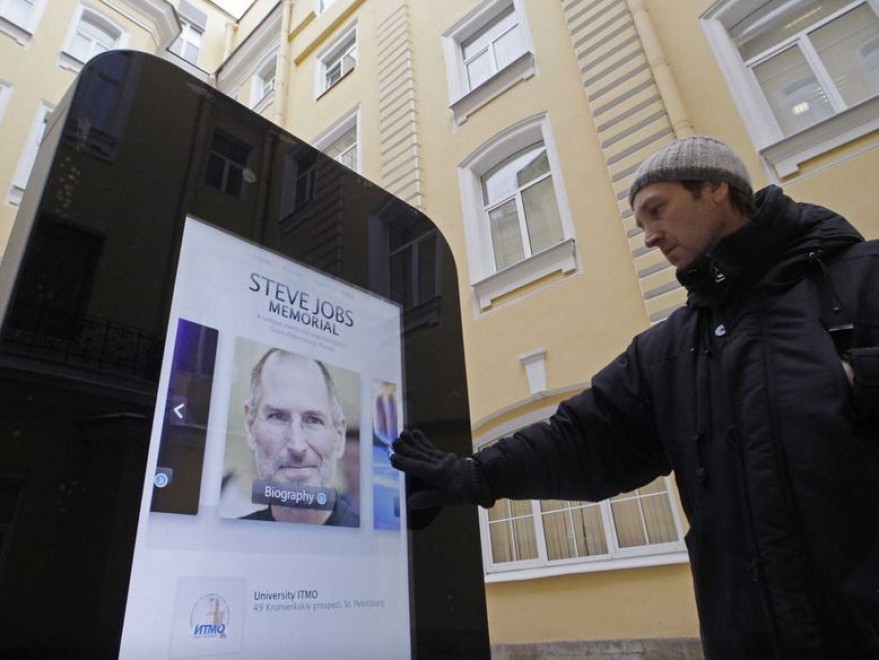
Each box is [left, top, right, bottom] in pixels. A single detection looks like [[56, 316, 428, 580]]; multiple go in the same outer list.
[[678, 185, 862, 307]]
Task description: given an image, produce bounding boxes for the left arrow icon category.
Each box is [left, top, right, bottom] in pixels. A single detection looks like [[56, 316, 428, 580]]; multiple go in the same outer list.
[[173, 403, 185, 419]]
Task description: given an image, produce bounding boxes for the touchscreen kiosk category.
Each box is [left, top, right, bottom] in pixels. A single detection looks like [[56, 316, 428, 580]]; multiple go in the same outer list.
[[0, 52, 489, 659]]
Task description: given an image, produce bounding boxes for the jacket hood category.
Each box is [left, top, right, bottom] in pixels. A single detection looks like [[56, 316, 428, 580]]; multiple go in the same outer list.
[[679, 185, 863, 307]]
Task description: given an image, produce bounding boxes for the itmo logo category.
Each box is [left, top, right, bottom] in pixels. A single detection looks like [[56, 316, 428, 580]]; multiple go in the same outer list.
[[190, 594, 230, 640]]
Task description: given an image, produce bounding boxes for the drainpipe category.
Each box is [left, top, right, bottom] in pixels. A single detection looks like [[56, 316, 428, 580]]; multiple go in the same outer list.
[[274, 0, 294, 127], [626, 0, 694, 138]]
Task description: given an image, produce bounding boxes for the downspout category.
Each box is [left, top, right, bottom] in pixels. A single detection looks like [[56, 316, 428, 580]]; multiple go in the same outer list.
[[626, 0, 694, 138], [273, 0, 294, 127]]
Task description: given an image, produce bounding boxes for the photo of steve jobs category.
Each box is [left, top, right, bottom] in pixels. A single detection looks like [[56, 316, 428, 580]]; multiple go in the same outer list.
[[220, 339, 360, 527]]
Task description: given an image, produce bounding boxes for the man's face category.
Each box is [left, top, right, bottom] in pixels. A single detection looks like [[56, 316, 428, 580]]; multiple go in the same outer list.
[[633, 181, 738, 270], [245, 353, 346, 489]]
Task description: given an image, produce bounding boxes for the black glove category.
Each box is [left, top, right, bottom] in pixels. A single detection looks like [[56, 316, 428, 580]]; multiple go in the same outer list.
[[390, 429, 495, 509]]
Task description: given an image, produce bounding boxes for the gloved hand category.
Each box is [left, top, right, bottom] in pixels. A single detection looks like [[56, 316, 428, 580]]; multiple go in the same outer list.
[[391, 429, 495, 509]]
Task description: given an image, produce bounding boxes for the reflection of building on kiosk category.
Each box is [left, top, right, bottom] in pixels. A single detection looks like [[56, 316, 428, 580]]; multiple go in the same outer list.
[[241, 348, 359, 527]]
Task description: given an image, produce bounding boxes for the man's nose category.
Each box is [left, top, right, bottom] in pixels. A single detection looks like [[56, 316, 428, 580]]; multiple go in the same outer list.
[[643, 226, 661, 249], [282, 421, 310, 452]]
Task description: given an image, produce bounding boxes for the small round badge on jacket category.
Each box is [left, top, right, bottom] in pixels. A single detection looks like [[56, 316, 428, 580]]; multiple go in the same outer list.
[[715, 324, 726, 337]]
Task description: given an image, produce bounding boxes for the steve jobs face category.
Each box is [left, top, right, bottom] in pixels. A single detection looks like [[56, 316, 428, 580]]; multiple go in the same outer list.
[[245, 351, 346, 489]]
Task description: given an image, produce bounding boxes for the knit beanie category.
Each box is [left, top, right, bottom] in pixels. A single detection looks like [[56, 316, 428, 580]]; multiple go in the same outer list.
[[628, 136, 752, 208]]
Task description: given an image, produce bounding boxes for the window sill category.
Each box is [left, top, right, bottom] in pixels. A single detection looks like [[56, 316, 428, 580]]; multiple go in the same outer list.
[[6, 184, 24, 207], [761, 95, 879, 178], [450, 51, 535, 125], [58, 51, 85, 74], [484, 548, 689, 583], [473, 237, 576, 311], [0, 17, 32, 46]]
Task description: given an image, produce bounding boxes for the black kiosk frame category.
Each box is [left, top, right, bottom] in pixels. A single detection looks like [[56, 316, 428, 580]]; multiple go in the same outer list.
[[0, 52, 489, 659]]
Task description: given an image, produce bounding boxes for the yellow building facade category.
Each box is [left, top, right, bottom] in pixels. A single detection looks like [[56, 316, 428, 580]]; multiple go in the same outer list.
[[1, 0, 877, 656]]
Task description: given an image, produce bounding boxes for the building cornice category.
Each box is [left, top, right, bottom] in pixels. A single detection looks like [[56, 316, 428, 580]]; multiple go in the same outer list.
[[101, 0, 180, 50], [216, 2, 282, 91]]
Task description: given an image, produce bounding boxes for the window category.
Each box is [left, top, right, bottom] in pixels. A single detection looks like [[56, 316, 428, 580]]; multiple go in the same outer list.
[[462, 5, 523, 90], [481, 143, 564, 271], [0, 0, 47, 45], [443, 0, 536, 123], [702, 0, 879, 176], [170, 20, 203, 65], [7, 101, 53, 206], [390, 229, 441, 314], [317, 0, 335, 14], [250, 52, 277, 110], [483, 479, 685, 577], [205, 131, 251, 198], [60, 6, 126, 72], [318, 25, 357, 94], [458, 115, 576, 311], [476, 424, 686, 580], [314, 109, 359, 172], [169, 1, 207, 67]]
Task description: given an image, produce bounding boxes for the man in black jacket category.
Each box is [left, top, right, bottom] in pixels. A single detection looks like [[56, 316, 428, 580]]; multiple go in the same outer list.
[[391, 137, 879, 658]]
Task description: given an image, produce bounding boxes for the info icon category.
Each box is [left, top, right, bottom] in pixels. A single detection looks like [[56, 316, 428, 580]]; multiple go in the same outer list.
[[154, 467, 174, 488]]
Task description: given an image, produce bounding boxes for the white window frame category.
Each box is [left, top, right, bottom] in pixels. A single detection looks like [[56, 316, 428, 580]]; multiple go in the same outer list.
[[316, 22, 357, 96], [458, 114, 577, 312], [7, 100, 53, 207], [250, 49, 278, 112], [442, 0, 537, 124], [59, 4, 128, 73], [475, 406, 688, 583], [312, 105, 361, 173], [0, 0, 48, 46], [702, 0, 879, 178], [169, 18, 203, 66], [0, 81, 11, 126]]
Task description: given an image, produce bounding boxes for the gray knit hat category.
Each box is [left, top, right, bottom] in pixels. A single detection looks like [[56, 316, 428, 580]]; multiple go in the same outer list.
[[628, 136, 752, 208]]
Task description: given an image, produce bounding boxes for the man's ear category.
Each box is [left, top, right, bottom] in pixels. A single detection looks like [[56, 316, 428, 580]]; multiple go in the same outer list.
[[333, 419, 347, 459], [244, 403, 256, 450], [708, 181, 730, 205]]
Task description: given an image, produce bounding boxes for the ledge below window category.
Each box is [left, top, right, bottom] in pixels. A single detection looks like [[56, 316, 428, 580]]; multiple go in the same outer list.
[[0, 17, 32, 46], [450, 51, 535, 125], [761, 96, 879, 179], [473, 238, 576, 311]]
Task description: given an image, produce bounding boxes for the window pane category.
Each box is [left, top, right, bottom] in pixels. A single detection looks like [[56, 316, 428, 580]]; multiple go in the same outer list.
[[753, 45, 834, 134], [810, 4, 879, 106], [512, 517, 538, 560], [489, 199, 525, 270], [611, 499, 647, 548], [641, 494, 678, 544], [489, 520, 513, 563], [487, 498, 511, 522], [542, 511, 575, 560], [466, 50, 493, 89], [541, 502, 607, 560], [573, 505, 608, 556], [493, 24, 523, 71], [389, 250, 412, 309], [732, 0, 851, 61], [417, 234, 437, 302], [522, 176, 563, 255], [482, 143, 544, 205]]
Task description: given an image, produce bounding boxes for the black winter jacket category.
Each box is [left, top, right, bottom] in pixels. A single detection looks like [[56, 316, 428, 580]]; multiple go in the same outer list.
[[475, 186, 879, 658]]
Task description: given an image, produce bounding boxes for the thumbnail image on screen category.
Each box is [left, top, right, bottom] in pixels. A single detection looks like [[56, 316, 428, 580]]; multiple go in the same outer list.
[[219, 337, 361, 528]]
